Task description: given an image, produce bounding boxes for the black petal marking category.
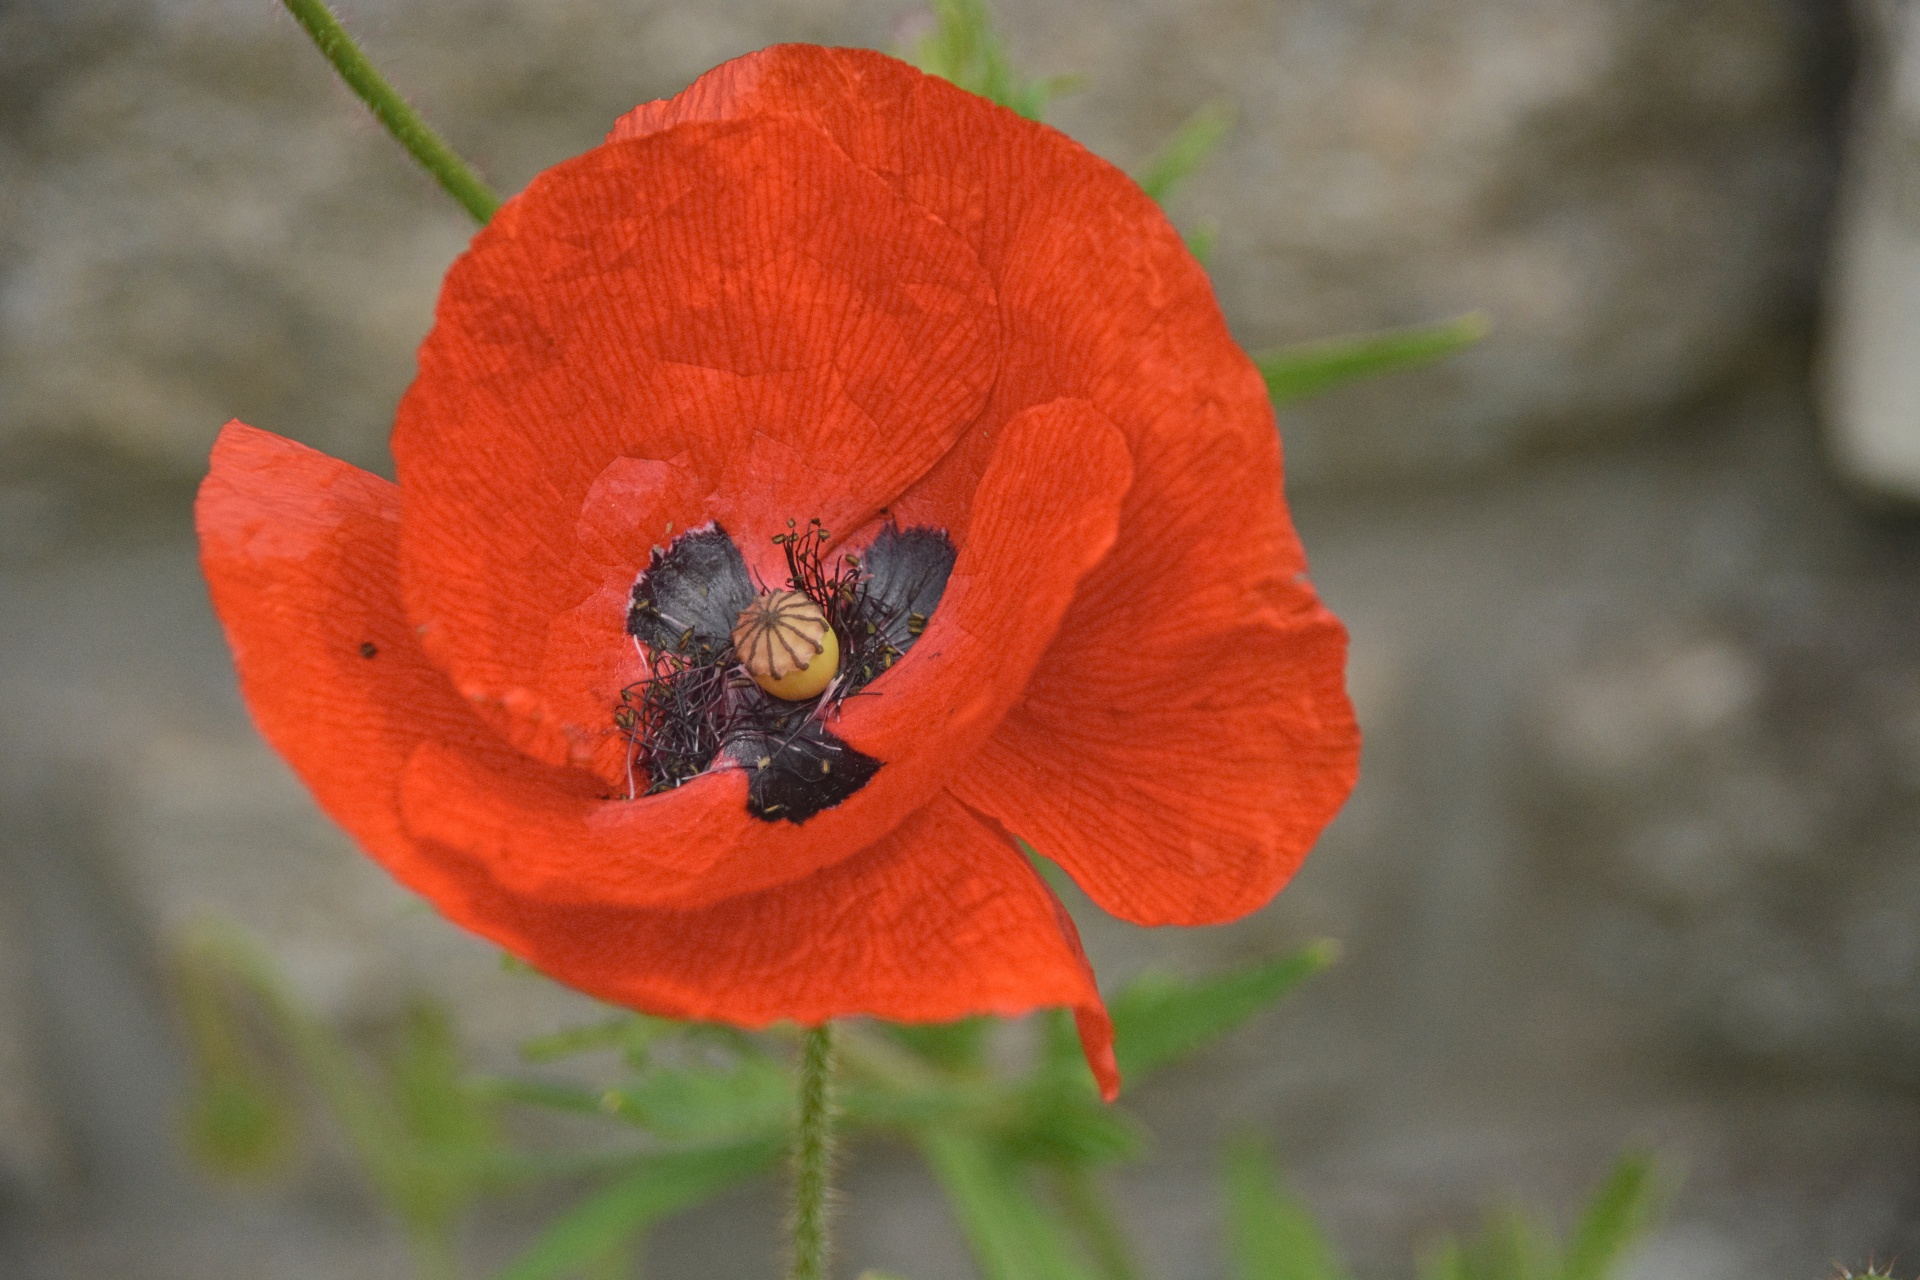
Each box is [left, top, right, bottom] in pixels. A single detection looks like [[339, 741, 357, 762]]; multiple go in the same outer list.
[[855, 526, 956, 657], [723, 685, 882, 822], [619, 521, 951, 825], [626, 523, 756, 660]]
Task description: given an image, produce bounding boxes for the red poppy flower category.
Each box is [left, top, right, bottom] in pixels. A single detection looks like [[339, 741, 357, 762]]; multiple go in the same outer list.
[[195, 45, 1358, 1099]]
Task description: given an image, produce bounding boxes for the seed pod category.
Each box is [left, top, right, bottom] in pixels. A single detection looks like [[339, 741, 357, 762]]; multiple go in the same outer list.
[[732, 590, 840, 700]]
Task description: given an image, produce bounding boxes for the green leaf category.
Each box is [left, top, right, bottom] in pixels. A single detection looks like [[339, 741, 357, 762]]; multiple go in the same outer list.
[[476, 1077, 614, 1118], [175, 932, 411, 1202], [1110, 942, 1336, 1084], [1255, 313, 1490, 407], [520, 1015, 665, 1066], [184, 1073, 296, 1178], [1467, 1209, 1559, 1280], [1000, 1016, 1144, 1165], [600, 1056, 793, 1142], [494, 1139, 780, 1280], [1053, 1166, 1145, 1280], [1415, 1153, 1663, 1280], [888, 1017, 993, 1072], [1185, 221, 1220, 267], [920, 1129, 1093, 1280], [1003, 1086, 1146, 1168], [1134, 101, 1234, 203], [393, 1002, 493, 1155], [1561, 1153, 1659, 1280], [1224, 1139, 1347, 1280], [378, 1001, 519, 1237], [908, 0, 1073, 119], [173, 942, 298, 1178]]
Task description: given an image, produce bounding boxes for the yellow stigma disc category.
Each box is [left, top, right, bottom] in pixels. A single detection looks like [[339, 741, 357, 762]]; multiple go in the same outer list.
[[732, 590, 841, 701]]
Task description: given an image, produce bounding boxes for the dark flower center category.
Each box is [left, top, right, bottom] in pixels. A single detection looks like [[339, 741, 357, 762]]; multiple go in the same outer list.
[[621, 518, 955, 823]]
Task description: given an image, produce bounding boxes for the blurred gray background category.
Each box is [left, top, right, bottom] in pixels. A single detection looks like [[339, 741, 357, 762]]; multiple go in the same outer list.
[[2, 0, 1916, 1276]]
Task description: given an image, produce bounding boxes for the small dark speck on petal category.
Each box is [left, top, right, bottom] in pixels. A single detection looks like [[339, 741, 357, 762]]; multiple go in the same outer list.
[[359, 642, 379, 659]]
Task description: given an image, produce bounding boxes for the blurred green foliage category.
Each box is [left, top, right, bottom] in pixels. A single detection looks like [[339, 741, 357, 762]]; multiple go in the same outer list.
[[1133, 101, 1235, 204], [1256, 315, 1493, 408], [1226, 1141, 1662, 1280], [175, 929, 1664, 1280], [1416, 1155, 1661, 1280], [906, 0, 1080, 119]]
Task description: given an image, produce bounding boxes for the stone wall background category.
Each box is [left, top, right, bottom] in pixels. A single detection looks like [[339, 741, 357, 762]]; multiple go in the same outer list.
[[3, 1, 1915, 1278]]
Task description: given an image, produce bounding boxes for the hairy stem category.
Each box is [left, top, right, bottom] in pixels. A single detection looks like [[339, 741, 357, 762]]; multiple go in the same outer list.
[[280, 0, 501, 224], [790, 1024, 838, 1280]]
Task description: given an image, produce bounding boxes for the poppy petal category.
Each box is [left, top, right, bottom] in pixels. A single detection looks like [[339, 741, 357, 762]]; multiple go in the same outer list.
[[613, 48, 1359, 923], [422, 789, 1118, 1099], [194, 421, 529, 906], [195, 422, 1116, 1094], [393, 113, 999, 767], [951, 610, 1358, 926], [389, 397, 1134, 910]]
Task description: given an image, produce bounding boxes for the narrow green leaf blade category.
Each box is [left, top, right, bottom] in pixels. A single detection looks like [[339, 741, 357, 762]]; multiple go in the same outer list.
[[887, 1017, 993, 1071], [1224, 1139, 1347, 1280], [1111, 942, 1336, 1084], [601, 1057, 793, 1142], [494, 1139, 779, 1280], [1256, 313, 1490, 407], [919, 1129, 1093, 1280], [1135, 101, 1234, 203], [173, 942, 299, 1178], [1561, 1153, 1659, 1280], [177, 932, 412, 1201], [392, 1002, 492, 1155], [1471, 1209, 1558, 1280], [519, 1015, 657, 1064], [908, 0, 1072, 120], [1185, 221, 1220, 267], [184, 1073, 297, 1179]]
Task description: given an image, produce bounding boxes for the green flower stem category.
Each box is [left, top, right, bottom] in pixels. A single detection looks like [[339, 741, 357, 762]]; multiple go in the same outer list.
[[791, 1024, 838, 1280], [280, 0, 501, 224]]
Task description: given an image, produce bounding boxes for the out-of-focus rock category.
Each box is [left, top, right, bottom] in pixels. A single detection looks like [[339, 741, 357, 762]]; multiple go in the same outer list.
[[1822, 0, 1920, 501], [0, 882, 68, 1210], [0, 0, 903, 479], [1034, 0, 1847, 486], [1517, 406, 1920, 1081], [0, 0, 1847, 489]]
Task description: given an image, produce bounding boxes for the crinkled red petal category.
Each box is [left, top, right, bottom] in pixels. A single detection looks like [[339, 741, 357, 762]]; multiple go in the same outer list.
[[196, 422, 1115, 1093], [393, 398, 1132, 909], [195, 421, 540, 905], [952, 612, 1358, 925], [394, 114, 999, 768], [612, 46, 1360, 923], [432, 790, 1118, 1100]]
